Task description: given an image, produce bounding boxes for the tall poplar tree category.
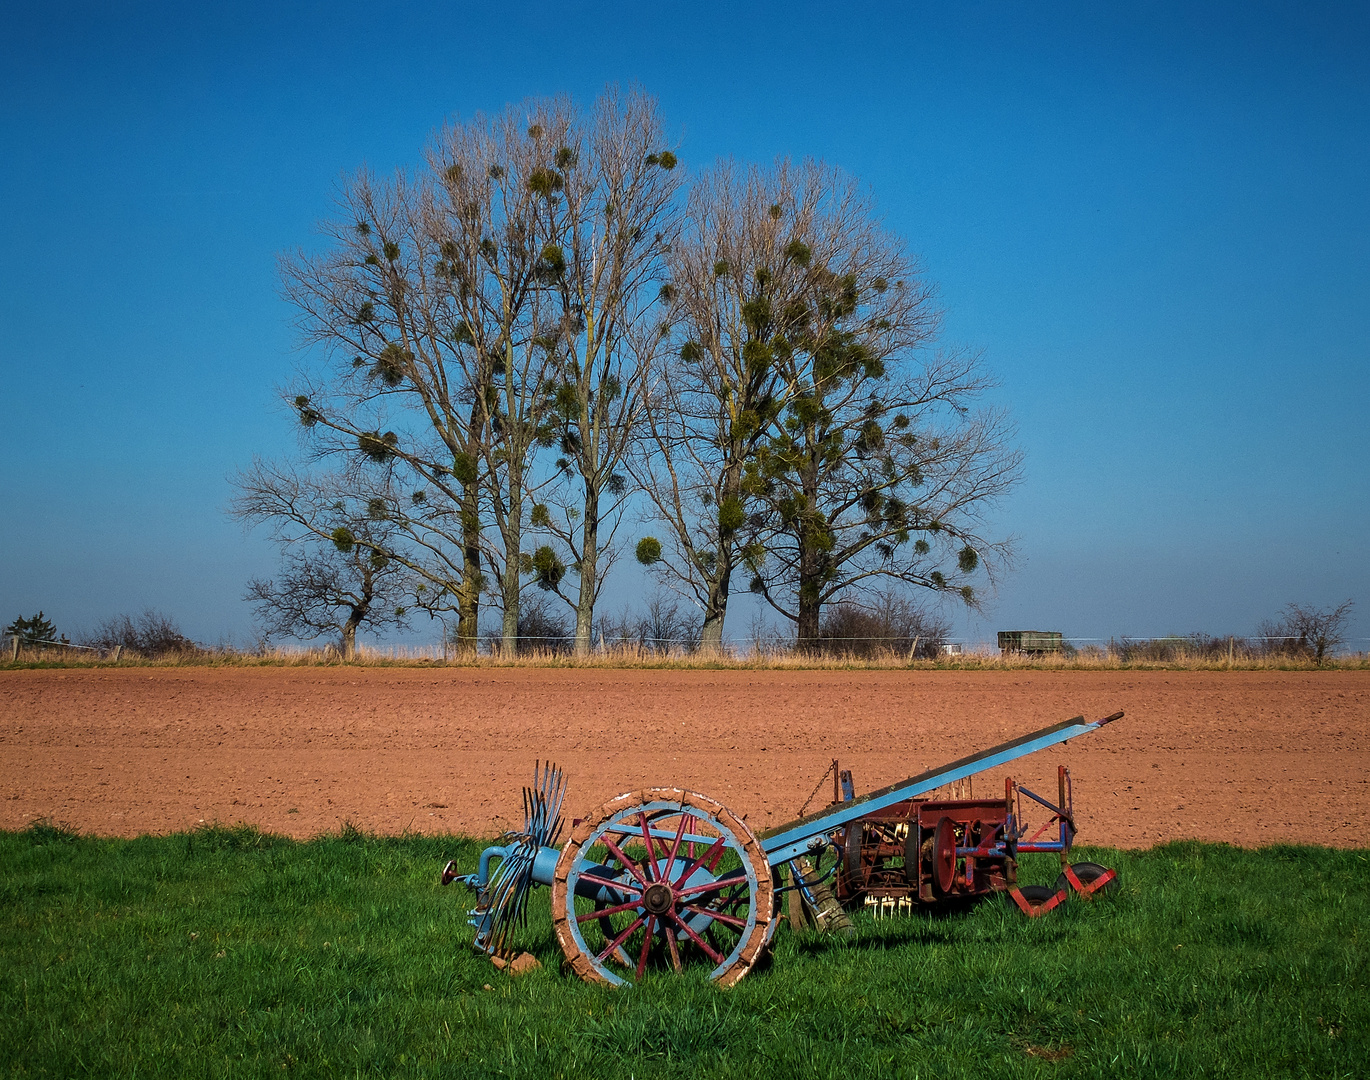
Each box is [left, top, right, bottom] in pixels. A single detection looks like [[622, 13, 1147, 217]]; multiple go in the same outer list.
[[278, 100, 576, 653], [532, 87, 683, 654]]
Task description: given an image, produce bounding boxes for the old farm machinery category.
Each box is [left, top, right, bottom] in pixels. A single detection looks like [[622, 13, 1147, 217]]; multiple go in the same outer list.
[[443, 711, 1123, 987], [827, 760, 1118, 920]]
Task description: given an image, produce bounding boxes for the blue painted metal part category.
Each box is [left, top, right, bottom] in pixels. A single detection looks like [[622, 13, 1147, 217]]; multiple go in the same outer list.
[[463, 844, 623, 939], [759, 712, 1122, 866], [462, 842, 580, 892]]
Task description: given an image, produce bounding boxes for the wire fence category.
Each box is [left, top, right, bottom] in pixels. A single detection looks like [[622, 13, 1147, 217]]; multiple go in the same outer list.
[[333, 632, 1370, 661], [8, 632, 1367, 663]]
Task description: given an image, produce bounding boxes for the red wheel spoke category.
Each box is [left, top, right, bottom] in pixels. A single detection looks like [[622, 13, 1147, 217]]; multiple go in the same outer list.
[[637, 812, 660, 879], [667, 910, 724, 964], [672, 836, 726, 888], [576, 871, 642, 896], [576, 899, 640, 923], [600, 833, 650, 888], [636, 914, 655, 978], [677, 869, 747, 898], [665, 912, 683, 972], [665, 812, 690, 874], [597, 913, 645, 963], [682, 904, 747, 929]]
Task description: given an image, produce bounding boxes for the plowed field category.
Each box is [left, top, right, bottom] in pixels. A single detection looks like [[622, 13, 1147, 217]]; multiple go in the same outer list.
[[2, 668, 1366, 847]]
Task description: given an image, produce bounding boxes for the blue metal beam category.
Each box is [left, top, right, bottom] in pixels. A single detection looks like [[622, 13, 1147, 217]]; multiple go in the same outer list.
[[759, 712, 1123, 865]]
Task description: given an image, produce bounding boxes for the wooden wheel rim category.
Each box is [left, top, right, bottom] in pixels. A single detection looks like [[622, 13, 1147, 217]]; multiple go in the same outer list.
[[551, 788, 773, 988]]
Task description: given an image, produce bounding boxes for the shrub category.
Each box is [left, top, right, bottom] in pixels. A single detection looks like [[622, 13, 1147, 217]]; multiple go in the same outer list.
[[515, 595, 572, 655], [82, 610, 199, 657], [818, 591, 950, 659], [1108, 634, 1248, 663], [593, 596, 699, 654]]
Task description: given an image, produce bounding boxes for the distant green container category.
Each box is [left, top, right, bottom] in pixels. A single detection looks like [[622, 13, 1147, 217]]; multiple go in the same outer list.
[[997, 630, 1063, 654]]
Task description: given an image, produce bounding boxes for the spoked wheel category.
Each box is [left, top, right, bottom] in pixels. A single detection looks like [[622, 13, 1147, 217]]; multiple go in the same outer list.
[[551, 788, 774, 988]]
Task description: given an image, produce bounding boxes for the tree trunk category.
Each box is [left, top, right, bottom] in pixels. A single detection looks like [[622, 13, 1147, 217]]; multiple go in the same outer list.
[[501, 477, 522, 656], [796, 579, 821, 649], [699, 463, 742, 655], [573, 486, 600, 656], [342, 566, 374, 662], [795, 464, 824, 651], [698, 609, 725, 654], [456, 479, 481, 655], [699, 549, 732, 655]]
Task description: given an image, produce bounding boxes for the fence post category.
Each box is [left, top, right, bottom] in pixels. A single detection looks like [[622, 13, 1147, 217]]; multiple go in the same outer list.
[[8, 635, 17, 663], [111, 644, 123, 662]]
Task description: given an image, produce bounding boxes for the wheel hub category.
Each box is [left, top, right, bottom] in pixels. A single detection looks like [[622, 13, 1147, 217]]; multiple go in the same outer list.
[[642, 882, 674, 915]]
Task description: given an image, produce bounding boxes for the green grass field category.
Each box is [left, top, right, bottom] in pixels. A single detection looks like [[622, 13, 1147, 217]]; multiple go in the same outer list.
[[1, 824, 1365, 1078]]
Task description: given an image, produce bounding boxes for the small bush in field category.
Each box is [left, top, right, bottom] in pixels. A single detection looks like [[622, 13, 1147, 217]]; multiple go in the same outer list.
[[82, 609, 199, 657], [516, 595, 572, 655], [818, 591, 950, 658]]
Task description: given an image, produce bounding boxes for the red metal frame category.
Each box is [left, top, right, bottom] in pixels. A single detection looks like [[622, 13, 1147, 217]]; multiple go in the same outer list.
[[830, 762, 1114, 915]]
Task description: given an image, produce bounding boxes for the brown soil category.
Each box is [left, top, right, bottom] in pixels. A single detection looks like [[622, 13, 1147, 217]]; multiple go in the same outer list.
[[2, 668, 1366, 848]]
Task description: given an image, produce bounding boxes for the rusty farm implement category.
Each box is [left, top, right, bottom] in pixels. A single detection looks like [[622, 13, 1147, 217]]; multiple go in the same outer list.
[[443, 711, 1123, 987]]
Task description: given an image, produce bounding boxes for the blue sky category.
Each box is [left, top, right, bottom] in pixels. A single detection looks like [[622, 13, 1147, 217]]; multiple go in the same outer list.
[[2, 1, 1366, 649]]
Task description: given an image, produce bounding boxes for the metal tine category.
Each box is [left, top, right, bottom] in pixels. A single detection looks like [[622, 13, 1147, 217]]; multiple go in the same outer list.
[[540, 761, 553, 819], [531, 760, 553, 838], [527, 777, 548, 840], [479, 762, 568, 956], [538, 761, 556, 838], [485, 838, 536, 950], [544, 762, 567, 847], [523, 760, 565, 848]]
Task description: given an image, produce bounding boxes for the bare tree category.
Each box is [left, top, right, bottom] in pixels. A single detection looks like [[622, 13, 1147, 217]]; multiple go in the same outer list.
[[533, 86, 683, 654], [231, 461, 411, 659], [632, 160, 819, 652], [277, 92, 680, 658], [425, 102, 573, 653], [245, 548, 410, 660], [280, 100, 569, 653], [731, 162, 1021, 647], [1259, 599, 1355, 663]]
